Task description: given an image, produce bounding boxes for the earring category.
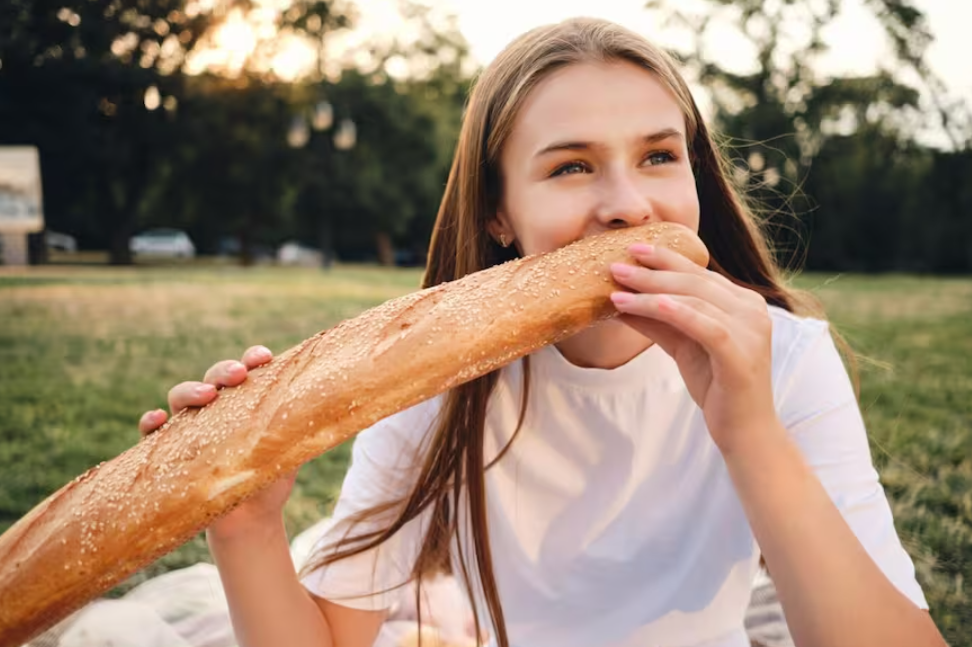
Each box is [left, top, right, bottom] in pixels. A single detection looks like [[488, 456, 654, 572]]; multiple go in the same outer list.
[[499, 234, 509, 248]]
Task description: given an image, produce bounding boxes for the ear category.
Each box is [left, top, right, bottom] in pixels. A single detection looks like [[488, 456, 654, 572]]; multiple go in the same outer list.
[[487, 209, 514, 246]]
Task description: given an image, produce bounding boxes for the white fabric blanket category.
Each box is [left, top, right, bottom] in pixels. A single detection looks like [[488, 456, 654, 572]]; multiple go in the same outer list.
[[25, 518, 792, 647]]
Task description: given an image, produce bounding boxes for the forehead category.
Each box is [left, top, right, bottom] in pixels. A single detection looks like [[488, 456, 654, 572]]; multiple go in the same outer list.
[[508, 60, 686, 152]]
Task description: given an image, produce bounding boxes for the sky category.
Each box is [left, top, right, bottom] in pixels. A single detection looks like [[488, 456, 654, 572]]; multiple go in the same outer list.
[[439, 0, 968, 92], [350, 0, 971, 146], [187, 0, 970, 147]]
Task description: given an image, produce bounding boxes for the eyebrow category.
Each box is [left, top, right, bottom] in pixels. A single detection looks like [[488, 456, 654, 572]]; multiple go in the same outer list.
[[534, 128, 685, 158]]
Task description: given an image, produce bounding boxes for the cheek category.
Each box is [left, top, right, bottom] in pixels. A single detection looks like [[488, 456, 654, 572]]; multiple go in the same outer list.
[[661, 171, 701, 231], [521, 214, 586, 255], [504, 182, 588, 255]]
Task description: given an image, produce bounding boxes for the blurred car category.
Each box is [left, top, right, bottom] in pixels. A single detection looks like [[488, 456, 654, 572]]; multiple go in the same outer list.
[[277, 240, 323, 267], [45, 231, 77, 252], [129, 228, 195, 258]]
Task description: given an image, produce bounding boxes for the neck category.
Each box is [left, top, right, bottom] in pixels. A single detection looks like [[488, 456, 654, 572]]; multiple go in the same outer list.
[[555, 318, 654, 369]]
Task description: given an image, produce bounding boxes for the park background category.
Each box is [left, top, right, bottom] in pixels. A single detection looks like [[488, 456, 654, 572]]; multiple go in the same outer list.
[[1, 0, 970, 644]]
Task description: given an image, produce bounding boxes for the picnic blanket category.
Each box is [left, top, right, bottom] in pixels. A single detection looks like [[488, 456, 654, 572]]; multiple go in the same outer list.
[[24, 519, 793, 647]]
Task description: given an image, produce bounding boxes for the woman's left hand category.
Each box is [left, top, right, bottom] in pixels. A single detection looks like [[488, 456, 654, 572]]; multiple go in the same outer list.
[[609, 242, 778, 454]]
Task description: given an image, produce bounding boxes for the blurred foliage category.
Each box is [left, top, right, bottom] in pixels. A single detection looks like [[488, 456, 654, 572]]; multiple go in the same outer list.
[[0, 0, 468, 265], [2, 0, 971, 270], [4, 0, 970, 271], [648, 0, 972, 273]]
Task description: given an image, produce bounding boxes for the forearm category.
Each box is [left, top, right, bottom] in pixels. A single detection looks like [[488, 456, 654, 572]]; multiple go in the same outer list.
[[208, 519, 333, 647], [724, 422, 945, 647]]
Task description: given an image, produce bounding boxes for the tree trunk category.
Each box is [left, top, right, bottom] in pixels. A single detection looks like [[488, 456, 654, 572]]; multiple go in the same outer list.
[[319, 216, 334, 268], [28, 232, 48, 265], [105, 138, 148, 266], [376, 231, 394, 266], [109, 227, 133, 265], [239, 228, 253, 267]]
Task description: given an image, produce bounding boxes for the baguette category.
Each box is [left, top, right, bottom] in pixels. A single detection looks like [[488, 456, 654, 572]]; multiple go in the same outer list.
[[0, 222, 708, 646]]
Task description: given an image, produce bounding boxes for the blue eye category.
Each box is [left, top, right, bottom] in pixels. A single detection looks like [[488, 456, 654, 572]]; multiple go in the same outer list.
[[551, 161, 590, 177], [645, 151, 676, 166]]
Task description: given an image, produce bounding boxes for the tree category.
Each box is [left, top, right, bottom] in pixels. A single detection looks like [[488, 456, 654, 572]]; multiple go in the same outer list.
[[863, 0, 972, 150], [0, 0, 352, 264], [1, 0, 207, 262], [1, 0, 471, 266], [645, 0, 969, 273], [284, 2, 472, 265], [163, 75, 310, 263]]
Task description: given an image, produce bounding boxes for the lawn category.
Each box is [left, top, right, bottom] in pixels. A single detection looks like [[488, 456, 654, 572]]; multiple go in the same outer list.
[[0, 265, 969, 644]]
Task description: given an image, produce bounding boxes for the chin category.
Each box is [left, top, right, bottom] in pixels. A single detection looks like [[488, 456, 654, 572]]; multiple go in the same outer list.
[[556, 317, 653, 369], [595, 316, 646, 337], [572, 316, 652, 351]]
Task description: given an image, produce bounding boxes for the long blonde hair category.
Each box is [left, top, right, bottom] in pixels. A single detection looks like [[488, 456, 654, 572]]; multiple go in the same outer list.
[[305, 17, 825, 647]]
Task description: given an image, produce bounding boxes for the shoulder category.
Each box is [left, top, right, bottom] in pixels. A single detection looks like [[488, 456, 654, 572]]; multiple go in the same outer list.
[[768, 304, 829, 351], [766, 305, 842, 392], [767, 305, 831, 369], [338, 395, 445, 502], [766, 305, 856, 418], [352, 394, 445, 467]]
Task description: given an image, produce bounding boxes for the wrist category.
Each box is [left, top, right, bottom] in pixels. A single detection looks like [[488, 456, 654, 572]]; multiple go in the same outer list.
[[207, 509, 287, 544], [714, 414, 788, 463]]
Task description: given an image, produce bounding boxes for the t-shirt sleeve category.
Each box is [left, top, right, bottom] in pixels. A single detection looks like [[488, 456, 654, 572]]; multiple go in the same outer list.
[[772, 313, 928, 610], [299, 397, 442, 610]]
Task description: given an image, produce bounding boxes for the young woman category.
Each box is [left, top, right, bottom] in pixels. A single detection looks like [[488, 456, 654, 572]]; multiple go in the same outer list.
[[140, 17, 945, 647]]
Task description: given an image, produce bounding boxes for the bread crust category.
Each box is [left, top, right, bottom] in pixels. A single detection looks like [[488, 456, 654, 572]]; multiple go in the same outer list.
[[0, 222, 708, 645]]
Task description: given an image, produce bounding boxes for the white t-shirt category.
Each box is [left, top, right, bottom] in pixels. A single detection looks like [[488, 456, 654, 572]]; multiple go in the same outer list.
[[301, 306, 927, 647]]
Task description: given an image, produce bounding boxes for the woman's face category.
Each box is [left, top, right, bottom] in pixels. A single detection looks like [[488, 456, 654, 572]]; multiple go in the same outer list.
[[492, 60, 700, 256]]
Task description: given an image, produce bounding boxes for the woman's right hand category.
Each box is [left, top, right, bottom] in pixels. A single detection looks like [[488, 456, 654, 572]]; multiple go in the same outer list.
[[138, 345, 298, 538]]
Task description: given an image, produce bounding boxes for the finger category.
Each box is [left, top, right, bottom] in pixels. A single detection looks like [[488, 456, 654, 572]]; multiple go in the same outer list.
[[241, 345, 273, 369], [203, 359, 248, 388], [167, 380, 218, 414], [628, 242, 708, 275], [622, 243, 747, 307], [610, 262, 738, 314], [615, 292, 729, 324], [611, 291, 735, 356], [138, 408, 168, 437]]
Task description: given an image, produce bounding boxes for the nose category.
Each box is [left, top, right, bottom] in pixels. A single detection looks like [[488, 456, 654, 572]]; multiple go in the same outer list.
[[594, 169, 654, 229]]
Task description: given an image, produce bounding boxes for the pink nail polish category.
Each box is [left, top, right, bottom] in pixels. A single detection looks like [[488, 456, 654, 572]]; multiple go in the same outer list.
[[630, 243, 654, 255], [611, 292, 635, 306]]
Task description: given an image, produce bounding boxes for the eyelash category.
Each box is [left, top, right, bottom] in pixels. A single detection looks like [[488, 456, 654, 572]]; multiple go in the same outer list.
[[549, 151, 677, 177]]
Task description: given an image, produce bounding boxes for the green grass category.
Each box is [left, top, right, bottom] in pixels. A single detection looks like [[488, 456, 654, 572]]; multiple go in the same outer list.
[[794, 273, 972, 640], [1, 266, 970, 643], [0, 264, 425, 594]]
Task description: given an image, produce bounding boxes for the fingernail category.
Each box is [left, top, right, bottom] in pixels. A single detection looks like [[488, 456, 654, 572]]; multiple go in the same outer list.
[[630, 243, 654, 255], [610, 263, 634, 278], [196, 384, 216, 397], [227, 361, 245, 373], [255, 346, 271, 356], [611, 292, 635, 306]]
